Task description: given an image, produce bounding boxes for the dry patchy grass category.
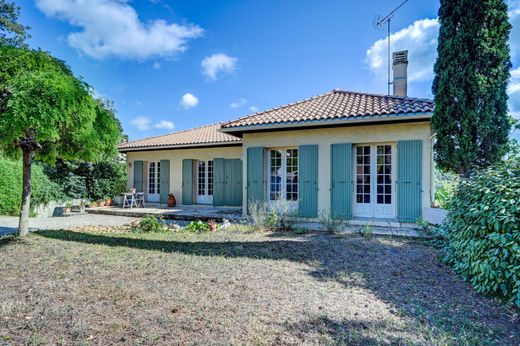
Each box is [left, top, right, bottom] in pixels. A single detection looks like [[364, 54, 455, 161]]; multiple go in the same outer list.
[[0, 229, 518, 345]]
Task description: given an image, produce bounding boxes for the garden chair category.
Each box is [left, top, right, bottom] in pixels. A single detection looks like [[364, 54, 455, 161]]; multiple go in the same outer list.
[[134, 192, 145, 208], [123, 193, 136, 209]]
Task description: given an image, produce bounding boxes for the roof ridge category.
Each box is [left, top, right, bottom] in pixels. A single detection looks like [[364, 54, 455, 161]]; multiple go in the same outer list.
[[124, 122, 223, 145], [331, 88, 434, 102], [222, 89, 336, 126]]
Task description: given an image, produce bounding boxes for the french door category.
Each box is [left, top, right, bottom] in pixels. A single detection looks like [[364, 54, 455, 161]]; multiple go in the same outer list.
[[196, 160, 213, 204], [353, 144, 395, 218], [147, 161, 160, 202]]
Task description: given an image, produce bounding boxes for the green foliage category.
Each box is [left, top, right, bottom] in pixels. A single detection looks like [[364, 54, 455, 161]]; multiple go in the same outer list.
[[318, 210, 343, 234], [441, 157, 520, 307], [432, 0, 512, 176], [0, 157, 63, 215], [0, 0, 30, 48], [0, 46, 122, 163], [132, 215, 168, 233], [362, 224, 373, 240], [434, 169, 460, 209], [185, 220, 209, 232], [247, 201, 277, 232], [44, 159, 127, 200]]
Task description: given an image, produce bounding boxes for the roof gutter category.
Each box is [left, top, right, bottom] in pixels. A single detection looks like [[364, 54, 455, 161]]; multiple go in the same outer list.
[[118, 141, 242, 153], [219, 112, 432, 135]]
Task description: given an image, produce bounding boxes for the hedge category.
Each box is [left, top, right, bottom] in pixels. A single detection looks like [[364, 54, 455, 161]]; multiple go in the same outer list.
[[0, 158, 63, 216], [441, 157, 520, 307]]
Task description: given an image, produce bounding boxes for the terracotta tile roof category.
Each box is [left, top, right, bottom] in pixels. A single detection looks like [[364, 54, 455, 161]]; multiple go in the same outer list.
[[221, 89, 434, 129], [118, 123, 242, 151]]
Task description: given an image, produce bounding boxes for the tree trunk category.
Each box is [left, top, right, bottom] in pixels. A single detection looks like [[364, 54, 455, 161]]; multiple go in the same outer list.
[[18, 148, 33, 236]]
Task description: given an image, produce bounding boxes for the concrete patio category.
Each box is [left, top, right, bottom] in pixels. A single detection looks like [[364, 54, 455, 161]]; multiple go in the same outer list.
[[85, 204, 243, 222]]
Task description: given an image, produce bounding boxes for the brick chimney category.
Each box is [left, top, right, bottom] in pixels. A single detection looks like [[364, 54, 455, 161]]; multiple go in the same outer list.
[[392, 50, 408, 97]]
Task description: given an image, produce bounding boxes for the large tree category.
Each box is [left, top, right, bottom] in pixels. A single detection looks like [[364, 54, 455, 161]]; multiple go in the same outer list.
[[0, 45, 122, 235], [432, 0, 512, 177], [0, 0, 30, 47]]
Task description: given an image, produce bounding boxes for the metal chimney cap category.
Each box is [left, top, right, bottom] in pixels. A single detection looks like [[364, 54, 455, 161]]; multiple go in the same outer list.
[[392, 50, 408, 64]]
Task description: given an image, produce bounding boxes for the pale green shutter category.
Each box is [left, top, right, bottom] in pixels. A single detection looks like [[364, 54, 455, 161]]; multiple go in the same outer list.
[[225, 159, 243, 206], [331, 143, 353, 219], [397, 140, 423, 222], [182, 159, 193, 205], [133, 160, 143, 193], [247, 147, 265, 207], [159, 160, 170, 204], [298, 145, 318, 218], [213, 158, 225, 206]]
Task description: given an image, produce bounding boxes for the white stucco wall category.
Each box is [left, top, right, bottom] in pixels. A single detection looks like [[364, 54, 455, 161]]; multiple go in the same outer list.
[[241, 122, 433, 218], [126, 146, 242, 205]]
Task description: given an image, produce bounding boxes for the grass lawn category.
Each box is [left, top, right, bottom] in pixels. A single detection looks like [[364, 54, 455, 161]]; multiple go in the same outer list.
[[0, 229, 518, 345]]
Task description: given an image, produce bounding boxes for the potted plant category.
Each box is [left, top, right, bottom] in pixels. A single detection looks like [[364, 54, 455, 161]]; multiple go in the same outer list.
[[98, 200, 106, 207], [105, 196, 112, 206], [87, 201, 97, 208], [63, 202, 73, 214], [207, 219, 218, 233], [167, 193, 176, 207]]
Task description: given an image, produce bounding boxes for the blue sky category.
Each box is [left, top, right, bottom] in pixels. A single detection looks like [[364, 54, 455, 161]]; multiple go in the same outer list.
[[20, 0, 520, 141]]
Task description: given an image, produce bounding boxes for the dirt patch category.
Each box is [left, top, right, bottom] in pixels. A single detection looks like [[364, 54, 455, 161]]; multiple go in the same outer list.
[[0, 230, 518, 345]]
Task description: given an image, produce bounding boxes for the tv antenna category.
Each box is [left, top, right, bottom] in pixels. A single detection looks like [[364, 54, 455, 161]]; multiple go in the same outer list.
[[376, 0, 409, 95]]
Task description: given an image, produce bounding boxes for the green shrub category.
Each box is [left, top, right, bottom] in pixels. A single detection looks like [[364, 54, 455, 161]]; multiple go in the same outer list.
[[185, 220, 209, 232], [0, 158, 63, 216], [132, 215, 168, 233], [44, 159, 127, 200], [434, 169, 460, 209], [441, 157, 519, 307], [247, 201, 277, 232], [318, 210, 343, 234]]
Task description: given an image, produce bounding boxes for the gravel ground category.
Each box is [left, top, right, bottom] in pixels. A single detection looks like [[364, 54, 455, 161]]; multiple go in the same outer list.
[[0, 214, 138, 236]]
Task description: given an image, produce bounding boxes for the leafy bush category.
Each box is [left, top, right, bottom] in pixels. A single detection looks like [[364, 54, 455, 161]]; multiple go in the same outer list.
[[132, 215, 168, 233], [272, 199, 298, 231], [318, 210, 343, 234], [0, 158, 64, 215], [434, 169, 460, 209], [247, 201, 277, 232], [185, 220, 209, 232], [441, 157, 519, 307], [44, 159, 127, 200]]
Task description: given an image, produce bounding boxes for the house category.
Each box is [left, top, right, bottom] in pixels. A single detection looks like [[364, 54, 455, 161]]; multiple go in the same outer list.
[[119, 51, 435, 223]]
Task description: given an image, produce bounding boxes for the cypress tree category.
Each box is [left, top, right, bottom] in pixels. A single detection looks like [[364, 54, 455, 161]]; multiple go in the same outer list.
[[432, 0, 512, 177]]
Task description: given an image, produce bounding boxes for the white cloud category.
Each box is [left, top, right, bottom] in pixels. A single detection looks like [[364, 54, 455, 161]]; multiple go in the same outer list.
[[509, 67, 520, 116], [130, 116, 175, 131], [130, 116, 152, 131], [365, 18, 439, 83], [229, 98, 247, 108], [35, 0, 203, 60], [249, 106, 259, 112], [201, 53, 237, 80], [154, 120, 175, 130], [153, 62, 161, 70], [180, 93, 199, 109]]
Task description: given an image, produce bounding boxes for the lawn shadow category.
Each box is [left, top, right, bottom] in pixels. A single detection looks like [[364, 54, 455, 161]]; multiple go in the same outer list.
[[35, 229, 519, 344]]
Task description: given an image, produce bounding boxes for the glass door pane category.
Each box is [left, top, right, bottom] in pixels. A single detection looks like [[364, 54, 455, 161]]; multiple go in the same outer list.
[[376, 145, 392, 205], [197, 161, 206, 196], [356, 146, 371, 204]]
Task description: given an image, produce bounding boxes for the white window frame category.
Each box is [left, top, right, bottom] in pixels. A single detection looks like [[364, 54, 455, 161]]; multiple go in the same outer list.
[[266, 147, 299, 206], [353, 143, 396, 219], [196, 160, 213, 205], [147, 161, 161, 203]]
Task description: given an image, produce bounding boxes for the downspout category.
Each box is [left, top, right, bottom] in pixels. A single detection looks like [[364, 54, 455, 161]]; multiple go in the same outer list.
[[429, 132, 437, 207]]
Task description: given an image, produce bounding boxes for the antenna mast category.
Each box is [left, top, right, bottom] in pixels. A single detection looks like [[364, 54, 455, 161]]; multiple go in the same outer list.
[[376, 0, 409, 95]]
